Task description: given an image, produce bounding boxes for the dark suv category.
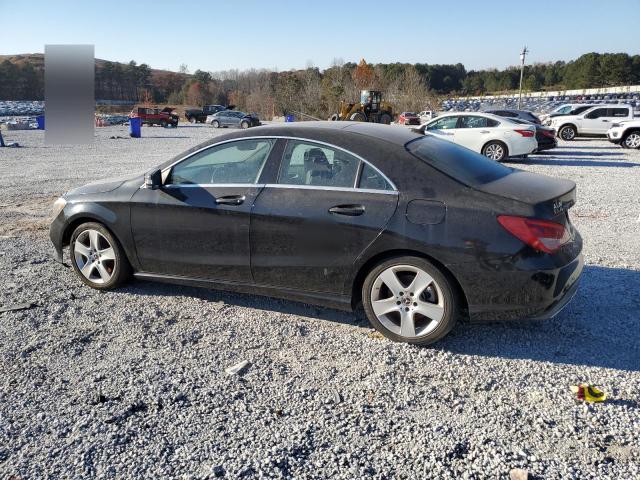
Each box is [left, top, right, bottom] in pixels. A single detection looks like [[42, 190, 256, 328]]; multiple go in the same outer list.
[[485, 109, 541, 124]]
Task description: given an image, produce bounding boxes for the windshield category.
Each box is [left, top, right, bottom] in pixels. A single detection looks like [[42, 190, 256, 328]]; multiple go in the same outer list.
[[406, 136, 513, 187]]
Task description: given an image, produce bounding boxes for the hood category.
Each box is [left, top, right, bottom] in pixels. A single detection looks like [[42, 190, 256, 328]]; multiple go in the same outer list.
[[161, 107, 176, 113], [66, 173, 140, 196]]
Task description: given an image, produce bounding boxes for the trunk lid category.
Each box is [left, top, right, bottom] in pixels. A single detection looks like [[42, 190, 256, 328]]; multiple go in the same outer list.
[[477, 170, 576, 219]]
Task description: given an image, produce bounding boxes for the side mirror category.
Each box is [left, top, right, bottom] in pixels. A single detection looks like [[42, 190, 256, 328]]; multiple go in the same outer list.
[[144, 169, 162, 190]]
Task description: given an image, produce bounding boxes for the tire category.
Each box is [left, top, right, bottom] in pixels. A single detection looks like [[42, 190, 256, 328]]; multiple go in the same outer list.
[[160, 120, 168, 128], [189, 116, 196, 124], [329, 113, 340, 121], [559, 125, 576, 141], [212, 120, 220, 128], [481, 141, 508, 161], [362, 256, 458, 345], [240, 120, 250, 129], [350, 112, 367, 122], [379, 113, 392, 125], [70, 222, 131, 290], [622, 130, 640, 149]]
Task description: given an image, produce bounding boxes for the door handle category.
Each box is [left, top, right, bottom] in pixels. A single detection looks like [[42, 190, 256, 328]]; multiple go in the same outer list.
[[215, 195, 245, 206], [480, 130, 490, 133], [328, 204, 365, 216], [602, 119, 609, 122]]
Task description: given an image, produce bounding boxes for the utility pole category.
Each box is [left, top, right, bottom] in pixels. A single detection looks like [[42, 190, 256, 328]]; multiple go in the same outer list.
[[518, 46, 529, 110]]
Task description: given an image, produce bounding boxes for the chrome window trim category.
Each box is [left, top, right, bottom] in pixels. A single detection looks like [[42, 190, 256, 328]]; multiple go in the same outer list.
[[160, 135, 398, 191], [263, 184, 398, 196], [164, 183, 265, 189]]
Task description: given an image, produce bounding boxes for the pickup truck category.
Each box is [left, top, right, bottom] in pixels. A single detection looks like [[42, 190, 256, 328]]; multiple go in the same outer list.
[[550, 104, 634, 140], [130, 107, 179, 127], [184, 105, 228, 123], [607, 119, 640, 149]]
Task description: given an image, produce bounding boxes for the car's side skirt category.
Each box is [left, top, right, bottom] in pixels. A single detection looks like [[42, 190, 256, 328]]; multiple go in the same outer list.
[[133, 272, 354, 312]]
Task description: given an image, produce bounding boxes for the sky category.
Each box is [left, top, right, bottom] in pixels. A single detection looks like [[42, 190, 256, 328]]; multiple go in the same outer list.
[[2, 0, 639, 73]]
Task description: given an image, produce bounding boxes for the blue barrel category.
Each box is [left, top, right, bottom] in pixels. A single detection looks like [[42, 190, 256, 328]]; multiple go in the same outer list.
[[36, 115, 45, 130], [285, 114, 295, 123], [129, 117, 141, 138]]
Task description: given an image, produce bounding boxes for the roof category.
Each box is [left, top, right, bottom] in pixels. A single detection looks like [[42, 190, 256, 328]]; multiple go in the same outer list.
[[163, 121, 422, 170]]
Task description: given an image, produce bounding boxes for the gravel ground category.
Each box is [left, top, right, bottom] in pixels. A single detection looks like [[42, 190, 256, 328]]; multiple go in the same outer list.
[[0, 124, 639, 479]]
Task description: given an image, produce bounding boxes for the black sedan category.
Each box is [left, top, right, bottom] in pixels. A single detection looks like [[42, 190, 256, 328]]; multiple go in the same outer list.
[[509, 118, 558, 152], [208, 110, 260, 129], [50, 122, 583, 345]]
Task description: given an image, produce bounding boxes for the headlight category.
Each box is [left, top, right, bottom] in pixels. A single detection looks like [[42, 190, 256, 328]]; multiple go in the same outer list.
[[51, 197, 67, 220]]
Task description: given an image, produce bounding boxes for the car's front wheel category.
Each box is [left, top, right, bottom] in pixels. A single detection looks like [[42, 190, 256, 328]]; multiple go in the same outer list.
[[212, 120, 220, 128], [160, 120, 167, 128], [482, 141, 508, 161], [559, 125, 576, 141], [362, 256, 458, 345], [189, 116, 196, 124], [70, 222, 131, 290], [622, 130, 640, 149], [240, 120, 250, 129]]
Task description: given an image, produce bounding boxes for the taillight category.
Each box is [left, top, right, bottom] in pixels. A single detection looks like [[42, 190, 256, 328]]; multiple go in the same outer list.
[[541, 129, 556, 138], [497, 215, 570, 253], [514, 129, 535, 137]]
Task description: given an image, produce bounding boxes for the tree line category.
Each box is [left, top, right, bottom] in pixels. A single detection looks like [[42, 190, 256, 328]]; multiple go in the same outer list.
[[1, 52, 639, 119]]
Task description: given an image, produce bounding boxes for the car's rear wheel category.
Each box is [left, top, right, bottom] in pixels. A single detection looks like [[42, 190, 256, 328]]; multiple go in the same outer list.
[[623, 130, 640, 149], [559, 125, 576, 141], [212, 120, 220, 128], [189, 116, 196, 124], [240, 120, 250, 129], [70, 222, 131, 290], [362, 256, 458, 345], [160, 120, 167, 128], [482, 141, 508, 161]]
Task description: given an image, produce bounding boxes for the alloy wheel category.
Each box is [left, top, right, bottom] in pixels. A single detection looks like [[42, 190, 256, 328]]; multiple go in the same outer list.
[[484, 143, 504, 160], [370, 265, 445, 339], [560, 127, 575, 140], [624, 132, 640, 149], [73, 229, 117, 284]]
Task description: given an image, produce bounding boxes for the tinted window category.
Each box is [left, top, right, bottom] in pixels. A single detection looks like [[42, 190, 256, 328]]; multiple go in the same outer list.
[[458, 116, 491, 128], [585, 108, 607, 119], [278, 140, 360, 188], [427, 116, 458, 130], [572, 106, 592, 114], [358, 163, 393, 191], [558, 106, 572, 114], [609, 108, 629, 117], [406, 136, 512, 187], [169, 139, 274, 185]]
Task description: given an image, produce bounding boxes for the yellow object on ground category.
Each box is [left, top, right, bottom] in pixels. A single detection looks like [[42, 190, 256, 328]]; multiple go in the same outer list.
[[571, 384, 607, 402]]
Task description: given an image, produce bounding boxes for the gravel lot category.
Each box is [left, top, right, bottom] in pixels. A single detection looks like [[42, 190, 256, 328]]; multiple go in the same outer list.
[[1, 124, 639, 479]]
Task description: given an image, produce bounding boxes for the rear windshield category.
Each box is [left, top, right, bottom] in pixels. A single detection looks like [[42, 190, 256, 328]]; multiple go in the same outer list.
[[406, 136, 512, 187]]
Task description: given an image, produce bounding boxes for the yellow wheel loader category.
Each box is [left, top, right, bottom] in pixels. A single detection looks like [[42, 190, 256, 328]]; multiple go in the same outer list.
[[329, 90, 394, 124]]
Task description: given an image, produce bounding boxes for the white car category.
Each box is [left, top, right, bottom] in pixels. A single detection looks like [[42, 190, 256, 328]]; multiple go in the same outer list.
[[417, 112, 537, 161], [550, 105, 634, 140], [418, 110, 437, 123], [607, 119, 640, 149], [540, 103, 596, 125]]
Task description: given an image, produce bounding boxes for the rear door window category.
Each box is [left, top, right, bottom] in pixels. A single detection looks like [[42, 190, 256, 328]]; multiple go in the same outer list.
[[358, 163, 394, 191], [278, 140, 361, 188], [585, 108, 607, 119], [608, 108, 629, 117], [458, 116, 490, 128]]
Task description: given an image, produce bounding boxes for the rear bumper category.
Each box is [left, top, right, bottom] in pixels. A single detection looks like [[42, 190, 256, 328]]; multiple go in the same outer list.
[[510, 137, 538, 156], [453, 252, 584, 323]]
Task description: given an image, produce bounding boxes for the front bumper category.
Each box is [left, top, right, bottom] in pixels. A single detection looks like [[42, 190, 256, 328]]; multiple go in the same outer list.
[[50, 211, 66, 263], [607, 131, 623, 144]]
